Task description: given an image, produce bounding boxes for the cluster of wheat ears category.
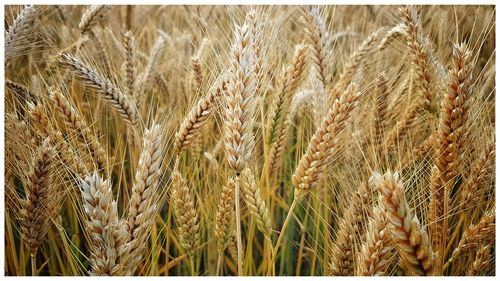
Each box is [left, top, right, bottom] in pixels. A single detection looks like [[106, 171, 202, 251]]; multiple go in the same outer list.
[[3, 5, 495, 276]]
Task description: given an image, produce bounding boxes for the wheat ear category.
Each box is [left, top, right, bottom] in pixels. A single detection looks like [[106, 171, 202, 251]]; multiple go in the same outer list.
[[5, 114, 35, 175], [378, 23, 405, 51], [27, 102, 51, 139], [19, 139, 58, 262], [51, 131, 89, 176], [215, 177, 236, 252], [329, 182, 373, 276], [223, 22, 256, 173], [240, 167, 273, 239], [372, 171, 438, 276], [125, 123, 163, 274], [447, 210, 495, 268], [191, 55, 204, 92], [175, 79, 227, 153], [79, 5, 111, 35], [399, 6, 434, 111], [5, 5, 37, 62], [272, 84, 360, 272], [292, 84, 360, 196], [137, 33, 166, 105], [122, 31, 137, 100], [333, 28, 382, 98], [215, 177, 236, 275], [356, 203, 393, 276], [384, 100, 423, 149], [223, 22, 257, 275], [5, 79, 38, 103], [246, 9, 265, 97], [79, 172, 129, 275], [466, 244, 491, 276], [49, 87, 107, 170], [302, 6, 327, 89], [267, 44, 308, 177], [460, 142, 495, 215], [170, 164, 200, 258], [59, 52, 138, 125], [429, 43, 473, 253]]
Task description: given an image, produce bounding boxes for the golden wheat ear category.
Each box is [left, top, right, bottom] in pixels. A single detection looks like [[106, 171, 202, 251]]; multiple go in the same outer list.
[[58, 52, 138, 125], [79, 172, 128, 276], [49, 87, 107, 170], [356, 203, 393, 276], [371, 171, 438, 276], [292, 84, 360, 196], [170, 165, 201, 258], [215, 177, 236, 253], [240, 167, 272, 240], [328, 182, 373, 276], [446, 209, 495, 271], [223, 22, 256, 174], [266, 44, 308, 178], [125, 123, 164, 274], [175, 79, 228, 154], [5, 5, 37, 62], [19, 139, 58, 256], [79, 5, 112, 36], [428, 42, 473, 256]]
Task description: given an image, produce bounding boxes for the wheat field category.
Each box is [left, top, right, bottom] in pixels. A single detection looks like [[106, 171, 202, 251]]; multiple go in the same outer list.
[[3, 5, 496, 276]]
